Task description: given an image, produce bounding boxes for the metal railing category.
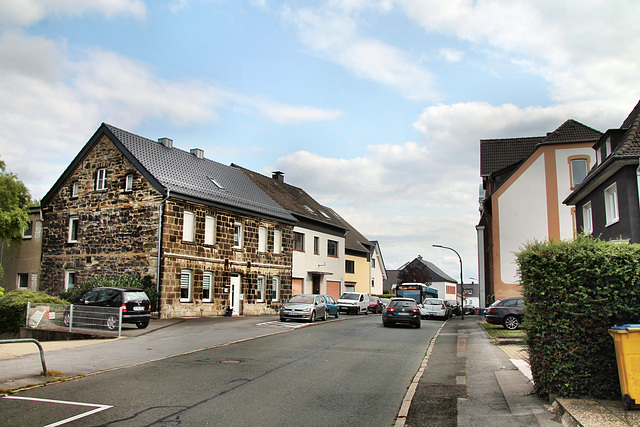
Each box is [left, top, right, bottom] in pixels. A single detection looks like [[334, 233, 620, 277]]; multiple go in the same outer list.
[[26, 302, 122, 337], [0, 338, 47, 374]]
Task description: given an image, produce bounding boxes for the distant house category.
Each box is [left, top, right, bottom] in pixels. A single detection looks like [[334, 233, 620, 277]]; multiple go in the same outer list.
[[385, 256, 457, 300], [233, 167, 347, 299], [40, 123, 296, 318], [565, 101, 640, 242], [478, 120, 602, 302], [0, 206, 42, 292], [369, 241, 387, 296]]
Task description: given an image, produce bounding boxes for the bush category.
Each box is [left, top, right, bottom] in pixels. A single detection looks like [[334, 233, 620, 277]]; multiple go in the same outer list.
[[516, 235, 640, 399], [0, 290, 67, 334]]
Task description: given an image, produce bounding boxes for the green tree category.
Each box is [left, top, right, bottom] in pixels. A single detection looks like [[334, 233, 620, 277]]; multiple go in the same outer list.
[[0, 158, 31, 245]]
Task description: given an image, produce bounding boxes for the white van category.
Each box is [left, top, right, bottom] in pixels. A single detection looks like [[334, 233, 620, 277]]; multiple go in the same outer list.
[[337, 292, 370, 315]]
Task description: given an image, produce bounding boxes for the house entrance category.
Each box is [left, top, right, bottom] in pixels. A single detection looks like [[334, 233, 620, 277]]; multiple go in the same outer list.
[[312, 274, 321, 294], [229, 274, 241, 315]]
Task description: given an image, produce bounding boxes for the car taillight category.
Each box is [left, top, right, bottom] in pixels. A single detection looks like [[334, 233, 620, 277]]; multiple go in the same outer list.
[[441, 303, 446, 309], [121, 303, 127, 313], [387, 307, 395, 311], [411, 308, 420, 313], [487, 307, 497, 313]]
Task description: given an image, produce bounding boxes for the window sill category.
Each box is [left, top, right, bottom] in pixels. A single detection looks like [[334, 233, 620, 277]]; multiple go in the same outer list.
[[605, 219, 619, 227]]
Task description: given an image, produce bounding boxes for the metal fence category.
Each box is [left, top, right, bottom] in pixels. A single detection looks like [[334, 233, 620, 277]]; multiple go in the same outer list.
[[26, 302, 123, 337]]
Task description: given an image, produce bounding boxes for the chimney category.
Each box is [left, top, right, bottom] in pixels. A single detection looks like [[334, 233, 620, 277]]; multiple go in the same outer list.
[[272, 171, 284, 183], [158, 137, 173, 148], [190, 148, 204, 159]]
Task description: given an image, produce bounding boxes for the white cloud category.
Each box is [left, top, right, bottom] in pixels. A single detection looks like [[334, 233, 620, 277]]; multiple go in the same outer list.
[[241, 98, 343, 125], [439, 48, 463, 63]]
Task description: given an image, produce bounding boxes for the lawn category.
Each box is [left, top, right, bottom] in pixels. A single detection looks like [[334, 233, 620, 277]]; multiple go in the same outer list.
[[479, 321, 527, 339]]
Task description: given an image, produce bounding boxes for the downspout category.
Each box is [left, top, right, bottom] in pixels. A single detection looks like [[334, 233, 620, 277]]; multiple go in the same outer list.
[[156, 189, 170, 295], [637, 163, 640, 223]]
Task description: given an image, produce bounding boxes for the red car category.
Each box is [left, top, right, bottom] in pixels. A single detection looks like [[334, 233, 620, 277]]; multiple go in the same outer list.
[[368, 296, 383, 314]]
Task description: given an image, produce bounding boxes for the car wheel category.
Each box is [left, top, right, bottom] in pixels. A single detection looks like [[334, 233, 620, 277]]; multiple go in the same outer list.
[[106, 315, 118, 331], [334, 310, 339, 318], [504, 315, 520, 330], [322, 310, 328, 321], [136, 320, 149, 329], [364, 308, 369, 315], [309, 311, 316, 323], [383, 322, 389, 327], [415, 321, 421, 329], [280, 317, 287, 322]]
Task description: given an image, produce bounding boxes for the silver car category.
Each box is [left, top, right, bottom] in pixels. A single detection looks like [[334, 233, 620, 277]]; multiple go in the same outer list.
[[420, 298, 452, 320], [280, 294, 327, 322]]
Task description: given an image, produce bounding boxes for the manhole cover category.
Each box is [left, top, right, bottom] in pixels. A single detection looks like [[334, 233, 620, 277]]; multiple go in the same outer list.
[[217, 359, 244, 364]]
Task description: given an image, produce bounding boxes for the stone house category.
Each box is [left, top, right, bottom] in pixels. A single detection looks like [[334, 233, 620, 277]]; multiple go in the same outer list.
[[40, 123, 296, 318]]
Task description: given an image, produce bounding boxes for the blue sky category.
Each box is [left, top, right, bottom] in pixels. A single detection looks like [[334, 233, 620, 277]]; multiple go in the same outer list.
[[1, 0, 640, 280]]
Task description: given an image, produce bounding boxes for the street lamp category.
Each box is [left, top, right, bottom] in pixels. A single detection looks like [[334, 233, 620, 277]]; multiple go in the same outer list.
[[433, 244, 464, 320]]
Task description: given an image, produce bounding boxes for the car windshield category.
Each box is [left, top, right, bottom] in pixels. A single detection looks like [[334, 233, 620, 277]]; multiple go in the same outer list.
[[369, 297, 379, 302], [289, 295, 314, 304], [424, 299, 442, 305], [389, 300, 415, 308], [339, 293, 359, 300], [124, 291, 148, 302]]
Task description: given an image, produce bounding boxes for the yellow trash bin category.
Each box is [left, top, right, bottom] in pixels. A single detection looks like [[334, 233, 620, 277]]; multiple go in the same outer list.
[[609, 324, 640, 411]]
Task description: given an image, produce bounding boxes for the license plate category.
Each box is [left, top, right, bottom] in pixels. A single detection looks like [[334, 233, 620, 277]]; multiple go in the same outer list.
[[133, 306, 145, 311], [399, 312, 409, 316]]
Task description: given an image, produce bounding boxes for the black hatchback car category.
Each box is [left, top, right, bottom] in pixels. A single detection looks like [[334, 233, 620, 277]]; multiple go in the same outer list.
[[382, 298, 421, 328], [64, 287, 152, 330], [485, 296, 525, 330]]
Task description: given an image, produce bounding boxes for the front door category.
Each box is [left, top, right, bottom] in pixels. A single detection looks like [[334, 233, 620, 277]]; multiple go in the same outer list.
[[312, 274, 321, 294], [230, 274, 241, 316]]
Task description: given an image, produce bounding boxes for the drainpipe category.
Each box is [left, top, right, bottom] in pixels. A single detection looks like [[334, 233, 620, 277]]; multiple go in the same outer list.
[[637, 163, 640, 223], [156, 189, 170, 295]]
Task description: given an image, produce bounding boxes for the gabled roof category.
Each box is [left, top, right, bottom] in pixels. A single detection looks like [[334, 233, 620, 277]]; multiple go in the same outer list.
[[232, 165, 346, 233], [42, 123, 296, 224], [539, 119, 602, 145], [322, 206, 372, 254], [416, 257, 457, 283], [370, 240, 387, 274]]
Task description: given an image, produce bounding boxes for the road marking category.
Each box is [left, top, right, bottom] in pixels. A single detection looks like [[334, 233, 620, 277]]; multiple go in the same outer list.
[[3, 396, 112, 426], [257, 320, 308, 329]]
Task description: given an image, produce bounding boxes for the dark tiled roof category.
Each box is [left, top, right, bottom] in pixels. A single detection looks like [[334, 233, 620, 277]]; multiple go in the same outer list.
[[322, 206, 372, 253], [232, 165, 346, 230], [540, 119, 602, 144], [416, 258, 457, 283], [105, 124, 296, 223], [613, 107, 640, 157], [620, 100, 640, 129], [480, 137, 542, 176]]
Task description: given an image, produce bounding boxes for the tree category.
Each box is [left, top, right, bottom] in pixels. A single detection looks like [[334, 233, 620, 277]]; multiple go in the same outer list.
[[0, 158, 31, 245], [397, 259, 432, 285]]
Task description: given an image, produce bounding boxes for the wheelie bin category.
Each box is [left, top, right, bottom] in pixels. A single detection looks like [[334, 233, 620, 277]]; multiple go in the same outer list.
[[609, 324, 640, 410]]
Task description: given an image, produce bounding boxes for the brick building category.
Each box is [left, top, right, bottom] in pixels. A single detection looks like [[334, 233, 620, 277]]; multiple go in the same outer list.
[[40, 124, 296, 318]]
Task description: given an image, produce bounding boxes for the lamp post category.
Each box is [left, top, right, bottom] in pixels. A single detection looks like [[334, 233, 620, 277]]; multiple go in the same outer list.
[[433, 244, 464, 320]]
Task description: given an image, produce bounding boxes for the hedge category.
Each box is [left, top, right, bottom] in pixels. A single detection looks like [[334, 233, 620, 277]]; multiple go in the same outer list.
[[0, 290, 68, 334], [516, 235, 640, 399]]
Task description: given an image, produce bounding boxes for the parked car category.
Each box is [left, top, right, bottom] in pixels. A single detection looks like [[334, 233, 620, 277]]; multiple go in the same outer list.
[[321, 295, 340, 318], [485, 297, 525, 330], [420, 298, 451, 320], [464, 305, 477, 315], [368, 296, 383, 314], [380, 298, 390, 308], [446, 299, 461, 316], [64, 287, 151, 330], [280, 294, 327, 322], [337, 292, 370, 315], [382, 298, 421, 328]]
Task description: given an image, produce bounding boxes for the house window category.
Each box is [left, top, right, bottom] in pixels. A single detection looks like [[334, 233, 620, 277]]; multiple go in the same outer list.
[[582, 202, 593, 235], [328, 240, 338, 257], [596, 149, 602, 165], [604, 183, 619, 226], [182, 211, 195, 242], [71, 181, 79, 198], [314, 236, 320, 254], [17, 273, 29, 289], [272, 276, 280, 301], [22, 221, 33, 239], [234, 222, 243, 248], [273, 229, 281, 254], [96, 168, 107, 191], [65, 269, 76, 290], [125, 174, 134, 192], [180, 270, 192, 302], [372, 258, 376, 269], [68, 216, 79, 243], [204, 215, 215, 245], [346, 260, 355, 274], [257, 275, 265, 302], [293, 232, 304, 251], [258, 226, 267, 252], [605, 137, 612, 157], [203, 272, 212, 302], [570, 158, 588, 188]]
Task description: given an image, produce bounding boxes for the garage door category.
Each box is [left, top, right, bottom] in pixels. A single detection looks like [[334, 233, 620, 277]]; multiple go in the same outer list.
[[292, 278, 303, 296], [326, 281, 340, 299]]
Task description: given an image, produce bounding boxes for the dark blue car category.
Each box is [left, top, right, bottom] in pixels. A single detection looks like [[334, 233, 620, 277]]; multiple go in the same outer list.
[[321, 295, 340, 318]]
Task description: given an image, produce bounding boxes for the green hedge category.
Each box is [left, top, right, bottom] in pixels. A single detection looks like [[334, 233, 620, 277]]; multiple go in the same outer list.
[[516, 235, 640, 399], [0, 290, 68, 334]]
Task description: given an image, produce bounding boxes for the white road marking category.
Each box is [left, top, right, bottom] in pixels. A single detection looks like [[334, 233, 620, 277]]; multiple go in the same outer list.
[[257, 320, 308, 329], [3, 396, 112, 426]]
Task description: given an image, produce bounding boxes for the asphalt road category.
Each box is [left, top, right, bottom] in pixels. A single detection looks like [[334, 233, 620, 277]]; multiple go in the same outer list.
[[1, 315, 441, 426]]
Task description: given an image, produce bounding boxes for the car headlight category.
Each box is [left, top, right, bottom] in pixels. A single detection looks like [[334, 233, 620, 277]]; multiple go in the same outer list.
[[302, 307, 312, 312]]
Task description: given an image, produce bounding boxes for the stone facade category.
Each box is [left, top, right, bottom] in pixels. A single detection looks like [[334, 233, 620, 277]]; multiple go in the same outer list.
[[41, 134, 293, 318]]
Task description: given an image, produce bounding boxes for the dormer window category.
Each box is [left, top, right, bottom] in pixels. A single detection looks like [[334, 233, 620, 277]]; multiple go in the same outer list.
[[605, 137, 612, 157]]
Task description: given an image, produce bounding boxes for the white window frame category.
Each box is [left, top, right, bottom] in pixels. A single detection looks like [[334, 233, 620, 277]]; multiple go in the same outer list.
[[204, 215, 215, 246], [604, 183, 619, 226], [68, 216, 79, 243], [125, 174, 134, 192], [96, 168, 107, 191], [234, 221, 243, 249], [257, 275, 265, 302], [570, 158, 588, 188], [273, 229, 281, 254], [582, 201, 593, 235], [203, 271, 212, 302], [183, 211, 195, 242], [180, 269, 192, 302], [272, 276, 280, 301], [65, 269, 76, 290], [22, 221, 33, 239], [71, 181, 79, 198], [17, 273, 29, 289], [258, 226, 267, 252]]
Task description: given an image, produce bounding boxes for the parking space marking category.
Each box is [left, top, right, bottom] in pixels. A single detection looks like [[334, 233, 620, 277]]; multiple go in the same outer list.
[[256, 320, 308, 329], [3, 396, 112, 427]]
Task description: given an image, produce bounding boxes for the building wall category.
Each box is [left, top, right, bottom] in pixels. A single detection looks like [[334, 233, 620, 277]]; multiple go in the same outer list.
[[346, 252, 371, 294], [370, 246, 386, 296], [291, 226, 344, 295], [0, 210, 43, 292]]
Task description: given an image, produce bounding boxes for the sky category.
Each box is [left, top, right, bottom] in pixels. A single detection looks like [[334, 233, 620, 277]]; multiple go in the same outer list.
[[1, 0, 640, 282]]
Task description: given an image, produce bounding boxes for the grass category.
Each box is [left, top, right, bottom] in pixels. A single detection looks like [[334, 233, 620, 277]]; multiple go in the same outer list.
[[480, 321, 527, 339]]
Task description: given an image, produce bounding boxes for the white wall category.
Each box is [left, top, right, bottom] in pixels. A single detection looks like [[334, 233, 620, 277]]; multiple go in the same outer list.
[[370, 245, 386, 295], [292, 225, 344, 294]]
